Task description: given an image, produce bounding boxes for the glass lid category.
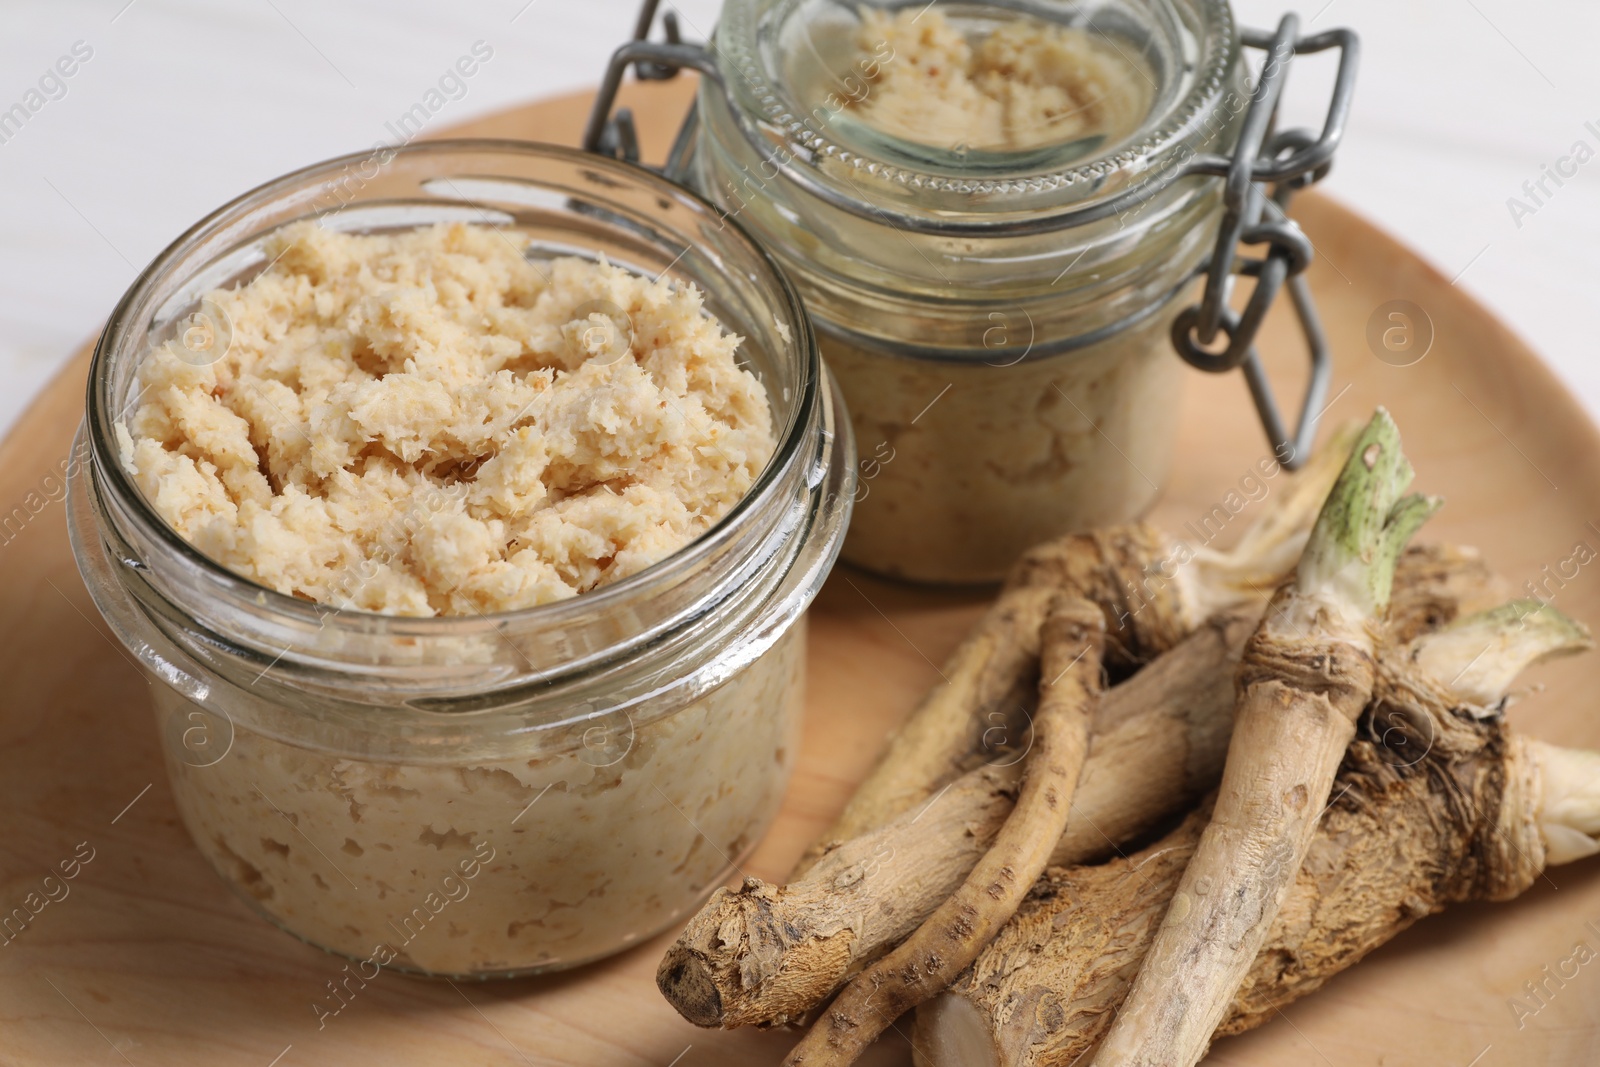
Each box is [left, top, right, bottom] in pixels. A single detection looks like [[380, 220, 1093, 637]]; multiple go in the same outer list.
[[710, 0, 1240, 223]]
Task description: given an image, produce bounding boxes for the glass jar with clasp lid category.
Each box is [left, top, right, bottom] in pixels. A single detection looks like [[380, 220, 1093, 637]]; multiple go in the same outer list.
[[585, 0, 1357, 583]]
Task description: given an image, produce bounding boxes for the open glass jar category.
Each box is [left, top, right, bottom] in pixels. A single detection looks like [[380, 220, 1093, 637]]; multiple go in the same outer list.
[[588, 0, 1355, 584], [67, 142, 854, 978]]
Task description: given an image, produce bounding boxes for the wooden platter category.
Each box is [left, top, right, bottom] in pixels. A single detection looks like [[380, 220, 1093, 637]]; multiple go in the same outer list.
[[4, 78, 1600, 1067]]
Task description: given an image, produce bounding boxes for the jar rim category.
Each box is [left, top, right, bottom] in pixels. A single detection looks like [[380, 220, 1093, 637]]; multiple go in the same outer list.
[[76, 138, 854, 718], [710, 0, 1240, 228], [85, 139, 822, 634]]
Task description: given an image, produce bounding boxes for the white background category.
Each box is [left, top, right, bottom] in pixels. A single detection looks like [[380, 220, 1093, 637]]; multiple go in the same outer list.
[[2, 0, 1596, 437]]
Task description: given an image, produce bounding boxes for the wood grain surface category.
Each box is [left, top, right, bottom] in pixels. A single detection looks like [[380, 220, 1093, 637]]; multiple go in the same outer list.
[[3, 78, 1599, 1067]]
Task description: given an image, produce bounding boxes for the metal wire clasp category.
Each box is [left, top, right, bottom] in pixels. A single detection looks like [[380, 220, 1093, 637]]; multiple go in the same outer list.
[[1170, 16, 1359, 467], [580, 0, 713, 184], [581, 3, 1359, 470]]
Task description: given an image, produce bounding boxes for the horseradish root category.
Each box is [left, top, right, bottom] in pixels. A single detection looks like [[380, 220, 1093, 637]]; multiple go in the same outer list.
[[914, 602, 1592, 1067], [1090, 410, 1439, 1067], [658, 606, 1239, 1031], [797, 424, 1359, 874], [655, 545, 1494, 1030], [782, 598, 1105, 1066]]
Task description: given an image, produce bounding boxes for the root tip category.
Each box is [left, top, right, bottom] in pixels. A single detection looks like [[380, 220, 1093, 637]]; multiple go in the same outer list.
[[656, 948, 725, 1028]]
